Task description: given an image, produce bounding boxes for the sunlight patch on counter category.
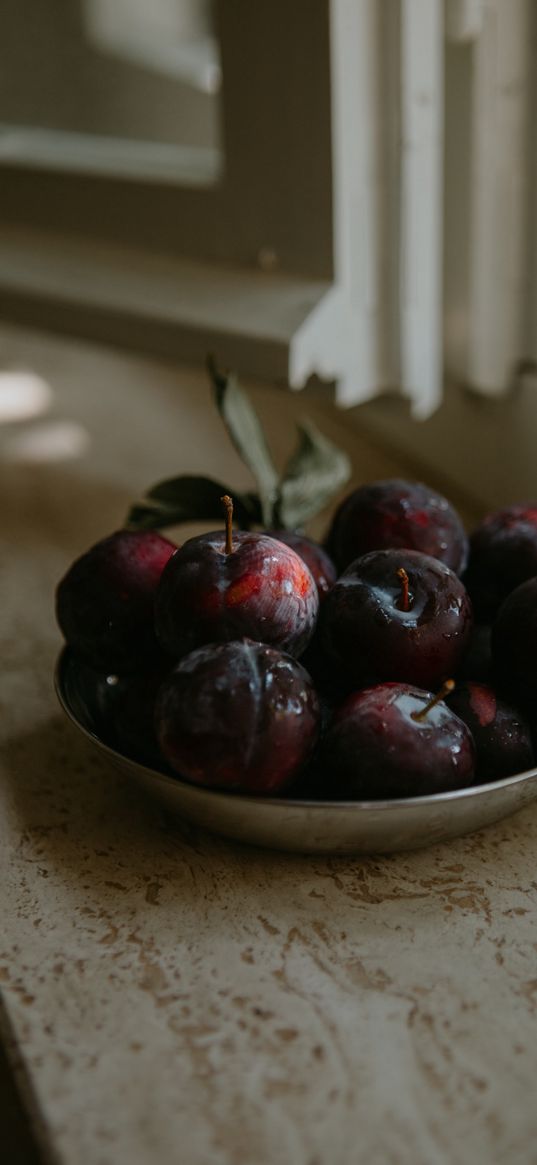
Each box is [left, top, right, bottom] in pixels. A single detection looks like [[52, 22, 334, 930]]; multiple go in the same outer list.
[[0, 371, 53, 423], [2, 420, 91, 463]]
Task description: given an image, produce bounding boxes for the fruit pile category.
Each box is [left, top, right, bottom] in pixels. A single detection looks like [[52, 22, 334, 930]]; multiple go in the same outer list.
[[54, 366, 537, 802]]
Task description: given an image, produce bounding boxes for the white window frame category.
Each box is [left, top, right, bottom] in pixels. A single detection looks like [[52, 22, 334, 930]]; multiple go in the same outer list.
[[0, 0, 447, 417]]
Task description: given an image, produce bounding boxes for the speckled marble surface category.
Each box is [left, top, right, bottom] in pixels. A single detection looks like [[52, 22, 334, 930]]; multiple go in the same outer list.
[[2, 325, 536, 1165]]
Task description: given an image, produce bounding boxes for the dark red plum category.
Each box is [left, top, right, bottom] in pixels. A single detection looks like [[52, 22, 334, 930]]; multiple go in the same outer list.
[[492, 577, 537, 702], [446, 681, 534, 782], [320, 682, 476, 799], [326, 479, 468, 575], [456, 623, 492, 683], [465, 503, 537, 619], [320, 549, 473, 690], [56, 530, 176, 672], [266, 531, 337, 599], [155, 640, 320, 794], [155, 523, 318, 662], [103, 666, 171, 769]]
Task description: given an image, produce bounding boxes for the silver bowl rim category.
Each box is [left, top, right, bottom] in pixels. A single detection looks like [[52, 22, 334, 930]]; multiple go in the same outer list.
[[54, 647, 537, 814]]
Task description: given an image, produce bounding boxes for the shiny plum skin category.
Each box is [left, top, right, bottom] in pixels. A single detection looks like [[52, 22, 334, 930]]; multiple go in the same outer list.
[[465, 504, 537, 619], [446, 681, 534, 783], [266, 531, 337, 599], [155, 640, 320, 794], [320, 549, 473, 690], [326, 479, 468, 575], [492, 577, 537, 702], [56, 530, 176, 672], [154, 531, 318, 661], [320, 683, 476, 799]]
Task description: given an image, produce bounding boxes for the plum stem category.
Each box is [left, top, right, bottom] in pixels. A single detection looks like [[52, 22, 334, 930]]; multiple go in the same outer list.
[[396, 567, 411, 612], [221, 494, 234, 554], [411, 679, 455, 723]]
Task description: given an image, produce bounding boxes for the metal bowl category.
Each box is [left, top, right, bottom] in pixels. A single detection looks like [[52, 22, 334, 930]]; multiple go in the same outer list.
[[54, 649, 537, 855]]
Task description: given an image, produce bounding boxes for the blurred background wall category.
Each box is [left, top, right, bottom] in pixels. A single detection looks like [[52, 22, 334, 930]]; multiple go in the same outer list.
[[0, 0, 536, 508]]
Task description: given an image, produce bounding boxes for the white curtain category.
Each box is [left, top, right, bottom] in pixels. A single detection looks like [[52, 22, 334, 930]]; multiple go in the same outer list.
[[328, 0, 533, 417]]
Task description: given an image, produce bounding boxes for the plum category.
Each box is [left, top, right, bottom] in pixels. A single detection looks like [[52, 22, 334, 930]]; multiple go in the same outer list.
[[326, 479, 468, 575], [320, 682, 476, 799], [155, 639, 320, 794], [492, 577, 537, 702], [319, 548, 473, 691], [155, 499, 318, 661], [456, 624, 492, 683], [102, 666, 171, 769], [465, 503, 537, 619], [446, 681, 534, 782], [56, 530, 176, 672]]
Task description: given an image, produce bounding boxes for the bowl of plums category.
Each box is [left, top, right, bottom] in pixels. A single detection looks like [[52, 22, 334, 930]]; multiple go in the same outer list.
[[54, 364, 537, 854]]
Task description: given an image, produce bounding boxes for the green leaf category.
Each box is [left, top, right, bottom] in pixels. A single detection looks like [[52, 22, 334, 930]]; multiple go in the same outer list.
[[126, 475, 255, 531], [207, 356, 279, 526], [278, 419, 352, 530]]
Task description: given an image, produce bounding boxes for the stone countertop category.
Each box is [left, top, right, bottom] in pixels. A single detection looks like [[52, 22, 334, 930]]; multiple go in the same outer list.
[[1, 325, 536, 1165]]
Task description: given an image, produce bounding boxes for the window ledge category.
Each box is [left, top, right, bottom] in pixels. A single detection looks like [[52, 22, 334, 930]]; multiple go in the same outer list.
[[0, 226, 333, 385], [0, 126, 221, 186]]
